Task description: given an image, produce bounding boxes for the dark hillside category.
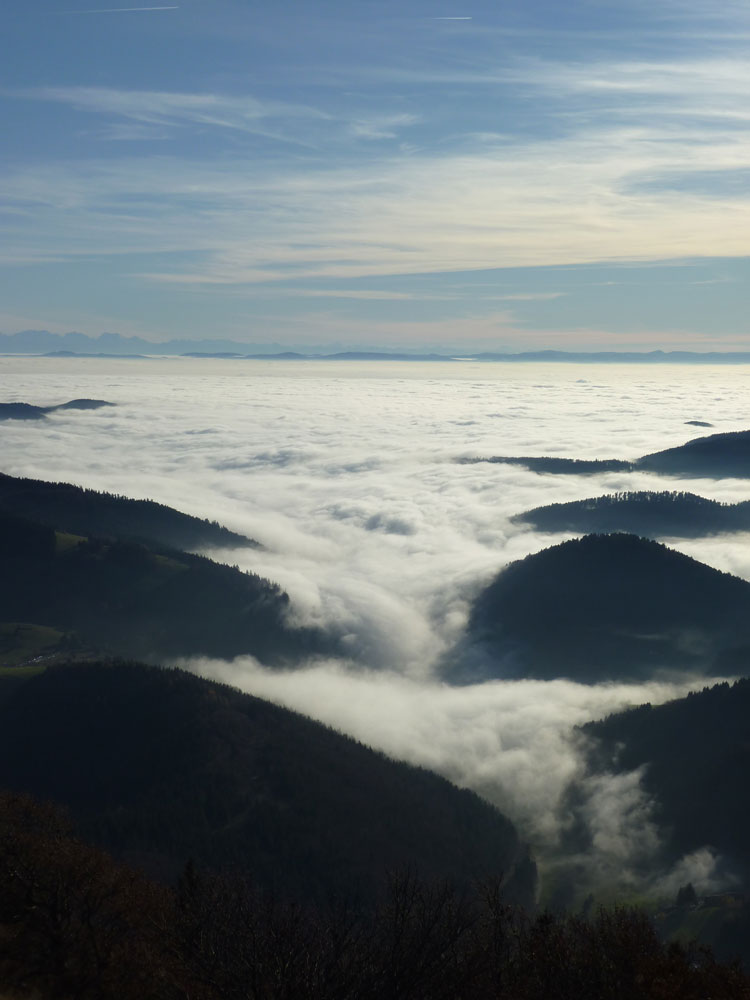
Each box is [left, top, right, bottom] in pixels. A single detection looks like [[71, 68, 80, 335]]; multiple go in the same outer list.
[[462, 428, 750, 479], [0, 398, 113, 420], [582, 679, 750, 873], [0, 512, 327, 664], [0, 470, 256, 551], [453, 533, 750, 683], [458, 455, 632, 474], [514, 491, 750, 538], [637, 429, 750, 477], [0, 661, 535, 908]]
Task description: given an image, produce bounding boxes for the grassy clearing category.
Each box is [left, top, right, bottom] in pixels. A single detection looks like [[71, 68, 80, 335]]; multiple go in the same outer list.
[[55, 529, 86, 552], [0, 622, 70, 667]]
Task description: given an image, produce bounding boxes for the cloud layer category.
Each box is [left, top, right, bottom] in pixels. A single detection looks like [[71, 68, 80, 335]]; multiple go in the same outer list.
[[2, 356, 749, 897]]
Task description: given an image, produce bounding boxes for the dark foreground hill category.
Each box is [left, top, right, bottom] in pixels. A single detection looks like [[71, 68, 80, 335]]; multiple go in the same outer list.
[[0, 470, 257, 551], [450, 533, 750, 683], [0, 660, 535, 908], [4, 792, 745, 1000], [0, 512, 328, 665], [461, 428, 750, 479], [515, 491, 750, 538], [0, 398, 113, 420]]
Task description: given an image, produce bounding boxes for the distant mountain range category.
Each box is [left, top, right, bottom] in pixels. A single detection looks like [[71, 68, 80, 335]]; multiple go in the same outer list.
[[515, 490, 750, 538], [6, 329, 750, 361], [452, 533, 750, 683], [464, 429, 750, 479]]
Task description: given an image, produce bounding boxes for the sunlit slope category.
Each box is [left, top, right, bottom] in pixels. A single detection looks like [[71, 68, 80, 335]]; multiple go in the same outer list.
[[454, 533, 750, 683], [0, 660, 535, 907], [0, 513, 330, 664]]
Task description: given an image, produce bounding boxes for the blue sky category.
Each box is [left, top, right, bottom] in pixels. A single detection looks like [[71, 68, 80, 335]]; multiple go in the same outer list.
[[3, 0, 750, 351]]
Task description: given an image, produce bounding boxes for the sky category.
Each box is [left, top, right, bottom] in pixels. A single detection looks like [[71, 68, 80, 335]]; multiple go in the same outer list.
[[3, 0, 750, 351]]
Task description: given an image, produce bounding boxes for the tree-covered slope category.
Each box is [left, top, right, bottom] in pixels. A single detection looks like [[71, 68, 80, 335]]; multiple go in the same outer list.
[[0, 512, 327, 664], [458, 455, 632, 474], [638, 429, 750, 477], [0, 661, 535, 908], [514, 491, 750, 538], [452, 533, 750, 683], [0, 470, 256, 551], [461, 428, 750, 479], [582, 679, 750, 879]]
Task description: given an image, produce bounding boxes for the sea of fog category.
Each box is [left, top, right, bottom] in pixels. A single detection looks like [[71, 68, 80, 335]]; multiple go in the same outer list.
[[3, 356, 750, 896]]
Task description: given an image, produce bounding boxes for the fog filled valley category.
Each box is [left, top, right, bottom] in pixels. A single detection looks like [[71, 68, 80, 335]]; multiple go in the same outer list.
[[4, 356, 750, 993]]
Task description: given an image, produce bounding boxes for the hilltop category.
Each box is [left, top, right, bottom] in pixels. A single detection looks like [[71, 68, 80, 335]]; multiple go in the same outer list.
[[451, 533, 750, 683], [514, 491, 750, 538], [0, 398, 113, 420]]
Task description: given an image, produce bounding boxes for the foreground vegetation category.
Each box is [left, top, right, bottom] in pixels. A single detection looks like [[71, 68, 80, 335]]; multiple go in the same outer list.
[[1, 791, 748, 1000]]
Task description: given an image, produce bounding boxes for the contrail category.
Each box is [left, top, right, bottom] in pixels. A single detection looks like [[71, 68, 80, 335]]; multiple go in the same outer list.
[[432, 16, 473, 19], [61, 5, 179, 12]]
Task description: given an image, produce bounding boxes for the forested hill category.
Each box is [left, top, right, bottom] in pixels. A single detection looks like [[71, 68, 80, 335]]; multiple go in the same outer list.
[[0, 398, 113, 420], [638, 429, 750, 477], [461, 428, 750, 479], [514, 491, 750, 538], [0, 512, 329, 665], [452, 533, 750, 683], [0, 660, 535, 908], [0, 470, 257, 551]]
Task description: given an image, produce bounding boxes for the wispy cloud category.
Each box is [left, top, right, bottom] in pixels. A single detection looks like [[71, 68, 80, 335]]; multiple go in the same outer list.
[[5, 35, 750, 338], [350, 113, 420, 140], [12, 86, 328, 136], [60, 5, 179, 11]]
